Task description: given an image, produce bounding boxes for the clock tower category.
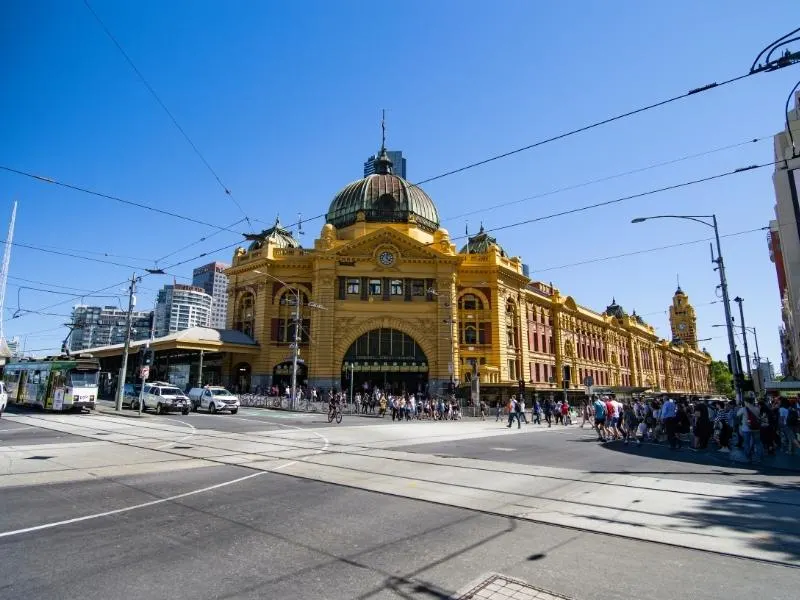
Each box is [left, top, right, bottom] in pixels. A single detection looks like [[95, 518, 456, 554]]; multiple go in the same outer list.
[[669, 286, 698, 349]]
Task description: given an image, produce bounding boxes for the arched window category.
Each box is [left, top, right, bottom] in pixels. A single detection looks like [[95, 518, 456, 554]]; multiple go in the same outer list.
[[234, 292, 255, 338], [458, 294, 483, 311], [276, 290, 309, 343], [506, 300, 519, 349]]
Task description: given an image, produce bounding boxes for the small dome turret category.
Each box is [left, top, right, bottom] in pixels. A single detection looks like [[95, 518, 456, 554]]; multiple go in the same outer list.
[[246, 216, 301, 250], [459, 224, 507, 257]]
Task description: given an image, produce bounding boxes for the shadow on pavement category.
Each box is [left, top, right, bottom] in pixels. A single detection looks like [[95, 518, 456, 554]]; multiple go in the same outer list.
[[667, 480, 800, 563]]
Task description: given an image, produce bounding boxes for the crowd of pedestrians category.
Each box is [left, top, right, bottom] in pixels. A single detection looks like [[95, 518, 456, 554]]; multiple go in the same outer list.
[[584, 394, 800, 461]]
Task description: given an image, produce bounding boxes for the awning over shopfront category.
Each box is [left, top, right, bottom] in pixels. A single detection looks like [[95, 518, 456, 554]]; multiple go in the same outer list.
[[82, 327, 259, 358]]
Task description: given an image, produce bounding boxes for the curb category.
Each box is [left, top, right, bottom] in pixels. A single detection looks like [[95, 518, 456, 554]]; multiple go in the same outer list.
[[95, 405, 150, 419]]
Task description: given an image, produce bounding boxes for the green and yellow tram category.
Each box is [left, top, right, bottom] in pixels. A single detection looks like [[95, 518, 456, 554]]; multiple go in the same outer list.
[[3, 355, 100, 411]]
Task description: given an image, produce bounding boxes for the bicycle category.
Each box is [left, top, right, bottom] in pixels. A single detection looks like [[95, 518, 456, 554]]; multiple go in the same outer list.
[[327, 402, 343, 424]]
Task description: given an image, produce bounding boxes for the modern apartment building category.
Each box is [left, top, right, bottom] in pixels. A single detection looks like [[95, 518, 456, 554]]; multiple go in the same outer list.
[[771, 90, 800, 377], [192, 261, 229, 329], [154, 284, 212, 337], [70, 305, 152, 352]]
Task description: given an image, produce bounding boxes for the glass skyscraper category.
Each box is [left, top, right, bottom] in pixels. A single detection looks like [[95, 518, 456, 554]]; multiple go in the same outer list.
[[363, 150, 406, 178]]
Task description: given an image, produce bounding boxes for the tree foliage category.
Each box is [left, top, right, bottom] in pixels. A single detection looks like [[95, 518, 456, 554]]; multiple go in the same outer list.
[[710, 360, 733, 396]]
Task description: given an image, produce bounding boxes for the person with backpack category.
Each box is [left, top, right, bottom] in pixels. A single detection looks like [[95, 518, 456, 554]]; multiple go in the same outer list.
[[506, 395, 521, 429], [737, 396, 763, 463], [593, 395, 607, 442]]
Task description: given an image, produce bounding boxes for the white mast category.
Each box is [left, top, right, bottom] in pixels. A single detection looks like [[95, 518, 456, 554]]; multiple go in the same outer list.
[[0, 201, 18, 342]]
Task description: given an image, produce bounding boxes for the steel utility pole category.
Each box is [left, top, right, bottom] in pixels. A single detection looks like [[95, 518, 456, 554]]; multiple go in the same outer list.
[[290, 297, 301, 410], [734, 297, 752, 379], [116, 273, 138, 411]]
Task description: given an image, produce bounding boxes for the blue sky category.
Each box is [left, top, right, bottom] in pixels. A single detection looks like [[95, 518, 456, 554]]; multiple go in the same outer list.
[[1, 1, 798, 368]]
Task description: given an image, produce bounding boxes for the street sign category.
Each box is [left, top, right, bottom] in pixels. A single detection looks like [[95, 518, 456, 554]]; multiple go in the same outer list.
[[584, 375, 594, 387], [140, 366, 150, 380]]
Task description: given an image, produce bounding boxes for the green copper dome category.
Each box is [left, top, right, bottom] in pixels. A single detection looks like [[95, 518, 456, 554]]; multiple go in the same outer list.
[[459, 225, 507, 256], [246, 216, 301, 250], [326, 149, 439, 232]]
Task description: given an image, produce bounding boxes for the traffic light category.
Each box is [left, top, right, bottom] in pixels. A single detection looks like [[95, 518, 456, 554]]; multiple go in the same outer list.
[[447, 380, 455, 395], [518, 379, 525, 399], [139, 347, 154, 367]]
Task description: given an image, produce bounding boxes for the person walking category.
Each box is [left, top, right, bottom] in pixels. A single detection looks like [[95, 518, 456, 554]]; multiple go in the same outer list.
[[532, 399, 541, 425], [737, 396, 763, 463], [593, 396, 607, 441], [519, 397, 529, 425], [506, 396, 520, 428], [661, 396, 680, 450], [495, 401, 502, 422]]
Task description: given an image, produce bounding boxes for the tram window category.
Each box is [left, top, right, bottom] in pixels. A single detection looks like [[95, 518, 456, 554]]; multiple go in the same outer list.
[[346, 279, 360, 295], [369, 279, 382, 295], [32, 371, 40, 384], [390, 280, 403, 296]]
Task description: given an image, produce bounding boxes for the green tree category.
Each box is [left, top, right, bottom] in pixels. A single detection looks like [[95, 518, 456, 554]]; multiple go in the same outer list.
[[710, 360, 733, 396]]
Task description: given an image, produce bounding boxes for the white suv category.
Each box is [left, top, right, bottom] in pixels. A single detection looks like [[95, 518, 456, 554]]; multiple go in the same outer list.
[[188, 386, 240, 414], [141, 382, 190, 415]]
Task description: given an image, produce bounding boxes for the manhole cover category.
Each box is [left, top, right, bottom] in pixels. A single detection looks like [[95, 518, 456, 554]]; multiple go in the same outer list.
[[453, 573, 574, 600], [25, 456, 53, 461]]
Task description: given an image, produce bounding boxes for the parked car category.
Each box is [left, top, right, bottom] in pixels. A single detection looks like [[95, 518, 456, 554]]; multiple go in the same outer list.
[[141, 382, 190, 415], [188, 386, 240, 414], [122, 383, 142, 409], [0, 381, 7, 418]]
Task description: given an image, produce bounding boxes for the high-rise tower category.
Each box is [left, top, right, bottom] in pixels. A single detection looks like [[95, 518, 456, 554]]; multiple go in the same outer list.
[[669, 286, 698, 349]]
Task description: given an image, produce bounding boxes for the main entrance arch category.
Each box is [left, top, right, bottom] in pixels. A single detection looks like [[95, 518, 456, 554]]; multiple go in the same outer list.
[[341, 328, 428, 395]]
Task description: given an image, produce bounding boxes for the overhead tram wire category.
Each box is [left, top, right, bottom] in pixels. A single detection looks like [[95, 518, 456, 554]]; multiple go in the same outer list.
[[532, 227, 768, 273], [0, 237, 143, 270], [446, 159, 779, 245], [82, 0, 254, 230], [0, 166, 245, 235], [153, 217, 248, 264], [415, 30, 800, 186], [445, 135, 769, 222]]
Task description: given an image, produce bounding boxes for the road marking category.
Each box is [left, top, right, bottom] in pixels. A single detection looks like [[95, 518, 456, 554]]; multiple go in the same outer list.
[[490, 447, 516, 452], [0, 426, 33, 432], [0, 416, 330, 539], [155, 418, 196, 450]]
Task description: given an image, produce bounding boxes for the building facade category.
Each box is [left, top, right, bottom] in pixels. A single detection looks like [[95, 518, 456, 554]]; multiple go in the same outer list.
[[70, 305, 152, 352], [364, 149, 406, 179], [154, 284, 212, 337], [771, 90, 800, 377], [223, 148, 711, 398], [192, 261, 229, 328], [669, 287, 698, 349]]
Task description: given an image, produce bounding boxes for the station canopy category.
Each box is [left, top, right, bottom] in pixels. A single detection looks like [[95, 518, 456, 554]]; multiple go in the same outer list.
[[80, 327, 259, 358]]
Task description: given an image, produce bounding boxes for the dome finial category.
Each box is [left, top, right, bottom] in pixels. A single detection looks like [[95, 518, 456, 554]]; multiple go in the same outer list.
[[374, 109, 394, 175]]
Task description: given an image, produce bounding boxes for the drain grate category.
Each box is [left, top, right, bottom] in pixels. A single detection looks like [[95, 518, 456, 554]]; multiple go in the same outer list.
[[25, 456, 53, 461], [453, 573, 574, 600]]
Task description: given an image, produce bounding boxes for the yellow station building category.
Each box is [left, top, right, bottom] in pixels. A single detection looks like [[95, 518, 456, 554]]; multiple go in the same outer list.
[[224, 148, 711, 400]]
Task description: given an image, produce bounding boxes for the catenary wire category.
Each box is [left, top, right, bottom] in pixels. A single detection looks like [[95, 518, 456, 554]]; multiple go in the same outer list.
[[445, 136, 768, 222], [82, 0, 253, 230], [0, 165, 245, 235], [532, 227, 767, 273], [450, 160, 777, 244], [0, 237, 141, 270], [415, 45, 799, 185]]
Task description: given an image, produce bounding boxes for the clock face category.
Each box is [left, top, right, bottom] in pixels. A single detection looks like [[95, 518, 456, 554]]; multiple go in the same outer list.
[[678, 323, 687, 331], [378, 251, 395, 266]]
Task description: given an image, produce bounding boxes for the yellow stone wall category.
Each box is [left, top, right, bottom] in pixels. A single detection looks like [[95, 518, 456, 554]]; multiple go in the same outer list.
[[224, 220, 711, 397]]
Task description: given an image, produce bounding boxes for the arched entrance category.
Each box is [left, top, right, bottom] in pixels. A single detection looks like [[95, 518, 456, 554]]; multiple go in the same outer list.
[[341, 328, 428, 395], [233, 362, 251, 393], [272, 360, 307, 389]]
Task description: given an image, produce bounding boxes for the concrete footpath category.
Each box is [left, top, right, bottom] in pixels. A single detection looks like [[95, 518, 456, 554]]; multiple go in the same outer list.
[[6, 411, 799, 567]]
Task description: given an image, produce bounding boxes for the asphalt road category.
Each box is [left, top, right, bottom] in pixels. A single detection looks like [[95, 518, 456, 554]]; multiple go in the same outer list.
[[395, 420, 800, 486], [2, 461, 799, 600], [0, 417, 92, 446]]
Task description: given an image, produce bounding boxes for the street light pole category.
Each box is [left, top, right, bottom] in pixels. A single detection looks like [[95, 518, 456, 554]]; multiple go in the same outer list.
[[632, 214, 741, 400], [253, 269, 324, 411], [734, 297, 752, 379], [115, 273, 137, 411]]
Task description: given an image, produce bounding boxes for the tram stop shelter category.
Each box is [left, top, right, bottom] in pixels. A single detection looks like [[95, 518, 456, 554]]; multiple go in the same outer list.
[[83, 327, 259, 399]]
